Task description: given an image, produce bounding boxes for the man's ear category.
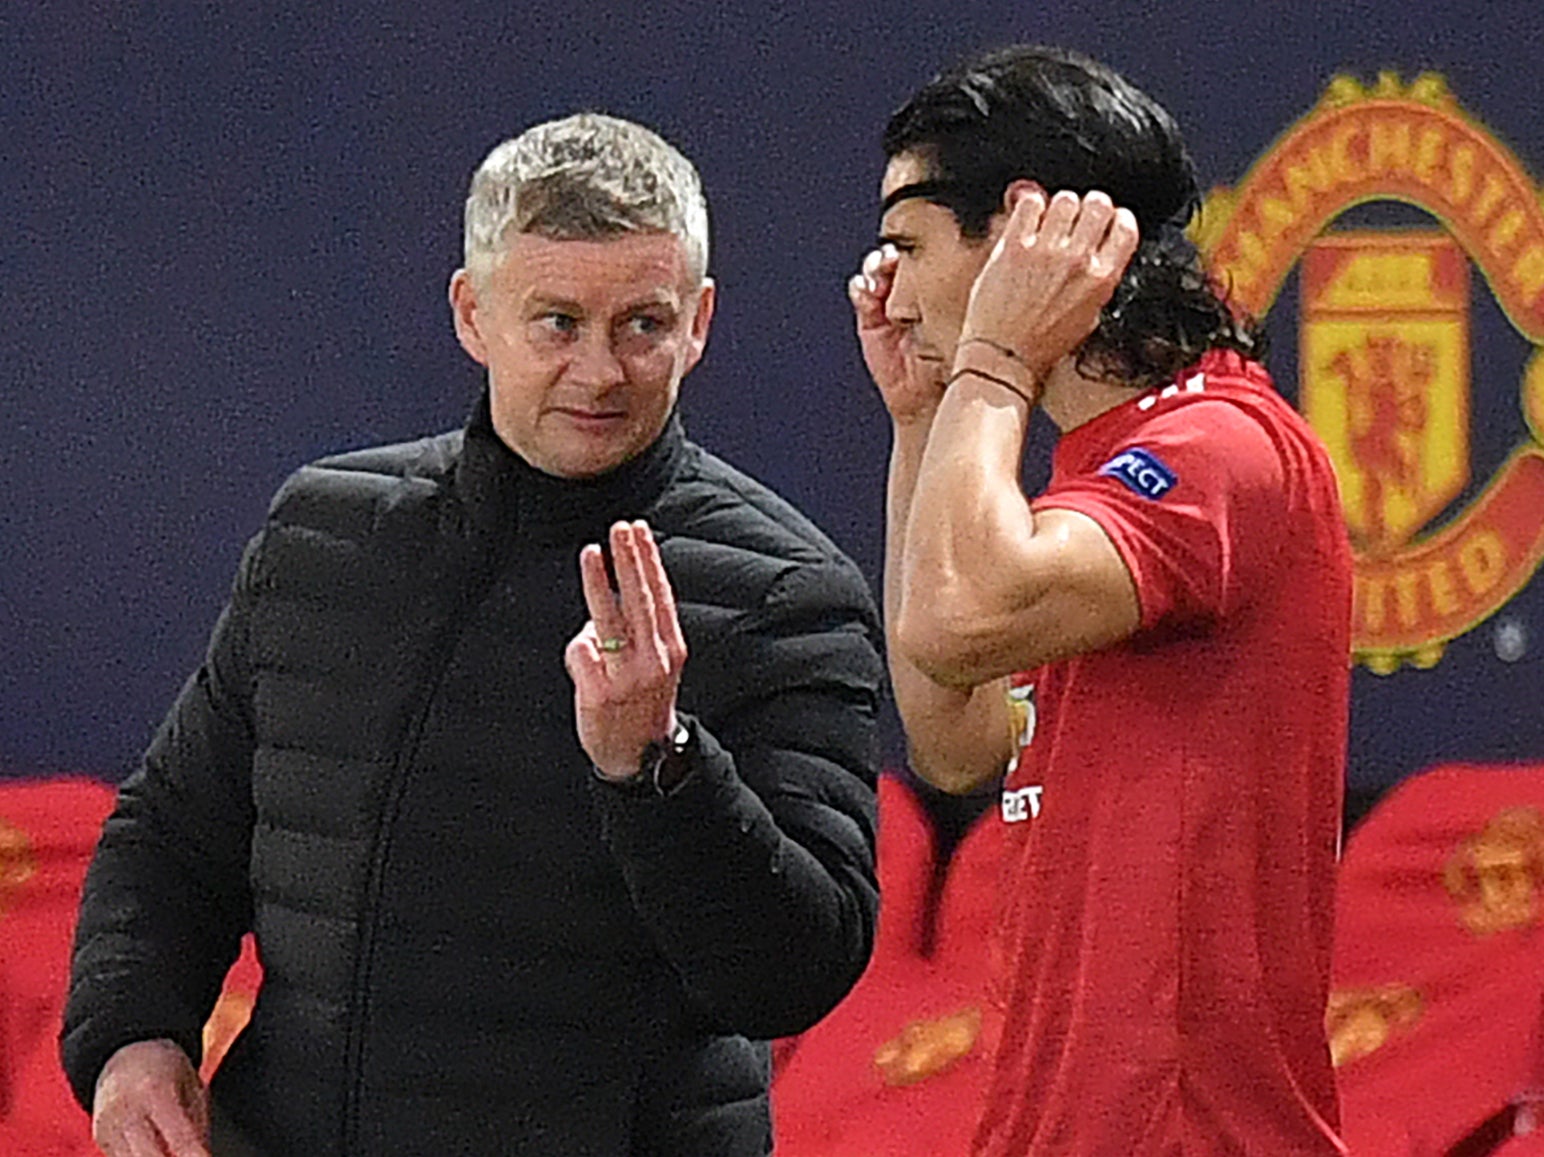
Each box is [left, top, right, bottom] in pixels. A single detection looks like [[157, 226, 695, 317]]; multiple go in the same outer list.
[[989, 179, 1048, 241], [448, 269, 489, 366], [1003, 178, 1046, 208], [681, 278, 716, 377]]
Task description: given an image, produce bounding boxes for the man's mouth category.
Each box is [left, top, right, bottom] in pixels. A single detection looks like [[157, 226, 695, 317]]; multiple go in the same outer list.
[[900, 335, 943, 363], [556, 407, 628, 428]]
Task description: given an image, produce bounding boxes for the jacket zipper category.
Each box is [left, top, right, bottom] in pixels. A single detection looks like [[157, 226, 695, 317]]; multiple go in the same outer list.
[[338, 534, 510, 1153]]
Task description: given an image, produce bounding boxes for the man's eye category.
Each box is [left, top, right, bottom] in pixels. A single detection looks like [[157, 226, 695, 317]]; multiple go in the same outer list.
[[629, 314, 667, 336], [542, 312, 579, 334]]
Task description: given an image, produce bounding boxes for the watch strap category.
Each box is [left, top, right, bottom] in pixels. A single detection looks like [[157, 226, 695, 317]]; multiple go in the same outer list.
[[593, 716, 696, 798]]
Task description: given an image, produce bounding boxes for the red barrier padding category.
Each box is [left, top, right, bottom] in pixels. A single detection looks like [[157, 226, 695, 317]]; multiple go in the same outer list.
[[772, 773, 1004, 1155], [0, 777, 115, 1154], [0, 777, 262, 1154], [1332, 763, 1544, 1157]]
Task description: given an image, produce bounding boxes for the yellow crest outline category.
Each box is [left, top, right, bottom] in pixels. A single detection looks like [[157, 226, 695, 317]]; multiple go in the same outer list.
[[1197, 73, 1544, 672]]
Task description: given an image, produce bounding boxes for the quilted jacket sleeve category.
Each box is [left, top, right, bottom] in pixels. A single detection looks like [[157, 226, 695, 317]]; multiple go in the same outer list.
[[590, 553, 884, 1040], [59, 535, 262, 1110]]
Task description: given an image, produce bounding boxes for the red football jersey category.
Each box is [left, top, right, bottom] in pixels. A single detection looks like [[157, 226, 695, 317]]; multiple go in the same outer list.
[[972, 352, 1352, 1156]]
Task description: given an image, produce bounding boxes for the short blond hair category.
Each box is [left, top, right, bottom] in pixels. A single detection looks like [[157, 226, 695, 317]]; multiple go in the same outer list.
[[462, 112, 709, 284]]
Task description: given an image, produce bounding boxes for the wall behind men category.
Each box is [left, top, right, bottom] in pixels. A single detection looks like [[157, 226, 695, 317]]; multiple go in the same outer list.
[[4, 0, 1541, 792]]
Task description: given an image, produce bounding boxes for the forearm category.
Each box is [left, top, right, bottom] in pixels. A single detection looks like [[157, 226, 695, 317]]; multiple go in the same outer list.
[[900, 375, 1051, 685], [63, 599, 258, 1108], [885, 419, 964, 710], [62, 831, 239, 1107], [592, 717, 876, 1038], [62, 772, 252, 1108], [887, 420, 1012, 792]]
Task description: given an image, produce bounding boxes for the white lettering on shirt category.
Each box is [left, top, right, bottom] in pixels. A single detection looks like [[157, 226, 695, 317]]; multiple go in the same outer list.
[[1001, 785, 1044, 823]]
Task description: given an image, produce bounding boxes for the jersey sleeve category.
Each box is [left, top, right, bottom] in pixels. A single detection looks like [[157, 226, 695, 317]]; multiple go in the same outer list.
[[1032, 400, 1285, 632]]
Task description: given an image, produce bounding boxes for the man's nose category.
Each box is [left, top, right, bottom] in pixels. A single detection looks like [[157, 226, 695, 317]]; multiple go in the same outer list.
[[567, 331, 628, 389], [884, 265, 921, 326]]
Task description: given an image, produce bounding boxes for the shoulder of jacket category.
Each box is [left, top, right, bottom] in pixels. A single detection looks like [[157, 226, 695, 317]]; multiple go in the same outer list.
[[661, 445, 846, 564], [656, 445, 877, 618], [262, 430, 462, 542]]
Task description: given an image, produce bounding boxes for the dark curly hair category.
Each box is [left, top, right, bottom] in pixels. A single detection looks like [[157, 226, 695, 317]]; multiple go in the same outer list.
[[883, 45, 1263, 389]]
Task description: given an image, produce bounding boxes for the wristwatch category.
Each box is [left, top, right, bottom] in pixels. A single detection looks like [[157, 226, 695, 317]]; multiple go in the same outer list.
[[596, 717, 696, 798]]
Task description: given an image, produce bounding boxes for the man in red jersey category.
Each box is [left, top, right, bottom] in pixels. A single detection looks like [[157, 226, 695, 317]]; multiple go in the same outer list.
[[850, 45, 1351, 1155]]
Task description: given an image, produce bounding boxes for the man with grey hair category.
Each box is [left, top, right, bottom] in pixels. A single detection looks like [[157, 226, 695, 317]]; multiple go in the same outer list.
[[62, 113, 883, 1156]]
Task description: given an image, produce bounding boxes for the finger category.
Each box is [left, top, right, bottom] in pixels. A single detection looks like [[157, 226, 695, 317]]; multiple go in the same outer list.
[[1003, 180, 1044, 216], [1034, 189, 1082, 248], [635, 524, 687, 666], [872, 244, 899, 289], [612, 521, 660, 650], [183, 1086, 209, 1146], [579, 543, 627, 645], [110, 1114, 171, 1157], [144, 1085, 209, 1157], [848, 273, 886, 330], [1000, 186, 1047, 249], [849, 248, 895, 328], [861, 246, 883, 281], [151, 1105, 211, 1157], [1092, 206, 1141, 282], [1067, 190, 1117, 257]]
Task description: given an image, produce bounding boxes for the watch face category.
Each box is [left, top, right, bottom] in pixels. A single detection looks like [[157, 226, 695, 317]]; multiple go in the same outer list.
[[670, 718, 691, 750], [649, 719, 694, 795], [599, 719, 693, 798]]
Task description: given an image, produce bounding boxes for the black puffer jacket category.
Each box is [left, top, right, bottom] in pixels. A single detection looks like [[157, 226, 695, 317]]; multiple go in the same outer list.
[[62, 397, 884, 1155]]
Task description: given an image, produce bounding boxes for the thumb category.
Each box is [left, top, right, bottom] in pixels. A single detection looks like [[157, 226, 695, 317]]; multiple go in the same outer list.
[[565, 634, 608, 699]]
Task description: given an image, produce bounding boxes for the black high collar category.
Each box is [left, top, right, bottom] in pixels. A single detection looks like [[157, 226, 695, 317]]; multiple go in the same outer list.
[[454, 391, 689, 543]]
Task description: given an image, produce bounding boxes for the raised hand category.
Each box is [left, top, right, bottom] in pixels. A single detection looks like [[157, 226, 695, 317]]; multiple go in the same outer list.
[[565, 520, 687, 780], [959, 187, 1140, 384], [92, 1039, 211, 1157], [849, 245, 947, 425]]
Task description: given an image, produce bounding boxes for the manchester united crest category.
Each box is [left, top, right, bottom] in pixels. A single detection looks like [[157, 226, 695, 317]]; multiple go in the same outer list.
[[1196, 73, 1544, 672], [1442, 805, 1544, 937]]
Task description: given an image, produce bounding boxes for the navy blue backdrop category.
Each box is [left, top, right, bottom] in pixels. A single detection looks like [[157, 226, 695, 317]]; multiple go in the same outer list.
[[4, 0, 1541, 792]]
